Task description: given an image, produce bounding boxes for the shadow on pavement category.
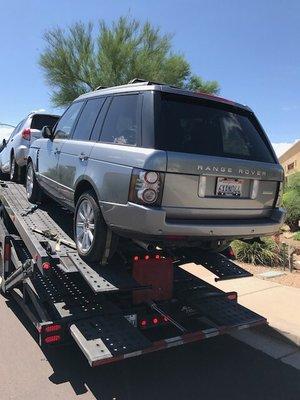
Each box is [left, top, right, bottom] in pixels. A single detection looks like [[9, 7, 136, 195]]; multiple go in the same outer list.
[[5, 296, 300, 400]]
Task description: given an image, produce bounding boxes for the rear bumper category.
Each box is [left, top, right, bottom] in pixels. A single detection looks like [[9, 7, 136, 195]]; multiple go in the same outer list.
[[102, 202, 286, 240]]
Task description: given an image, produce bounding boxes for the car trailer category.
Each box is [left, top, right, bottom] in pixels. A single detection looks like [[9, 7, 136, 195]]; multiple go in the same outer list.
[[0, 181, 266, 367]]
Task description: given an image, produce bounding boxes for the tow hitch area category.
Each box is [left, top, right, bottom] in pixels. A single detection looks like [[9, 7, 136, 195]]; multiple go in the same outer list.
[[0, 182, 266, 368]]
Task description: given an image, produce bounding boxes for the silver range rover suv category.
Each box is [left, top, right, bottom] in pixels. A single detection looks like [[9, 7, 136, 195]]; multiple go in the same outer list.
[[26, 80, 285, 263]]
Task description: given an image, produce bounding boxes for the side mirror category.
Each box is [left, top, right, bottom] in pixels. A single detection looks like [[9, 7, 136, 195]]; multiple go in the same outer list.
[[2, 138, 7, 147], [42, 126, 53, 139]]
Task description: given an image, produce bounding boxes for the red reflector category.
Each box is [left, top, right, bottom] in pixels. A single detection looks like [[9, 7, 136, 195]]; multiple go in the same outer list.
[[22, 128, 31, 140], [144, 255, 150, 260], [4, 242, 11, 261], [152, 317, 159, 325], [44, 324, 61, 333], [133, 256, 139, 261], [140, 319, 147, 327], [42, 262, 51, 270], [44, 335, 61, 344], [228, 247, 235, 257], [155, 254, 160, 259], [227, 293, 237, 301]]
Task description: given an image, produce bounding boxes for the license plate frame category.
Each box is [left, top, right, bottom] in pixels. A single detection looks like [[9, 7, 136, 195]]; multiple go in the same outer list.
[[216, 177, 243, 197]]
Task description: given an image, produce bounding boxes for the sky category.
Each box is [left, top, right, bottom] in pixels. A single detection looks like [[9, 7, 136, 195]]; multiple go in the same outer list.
[[0, 0, 299, 152]]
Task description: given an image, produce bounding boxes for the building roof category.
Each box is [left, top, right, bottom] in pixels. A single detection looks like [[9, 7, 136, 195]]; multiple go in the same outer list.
[[279, 140, 300, 163]]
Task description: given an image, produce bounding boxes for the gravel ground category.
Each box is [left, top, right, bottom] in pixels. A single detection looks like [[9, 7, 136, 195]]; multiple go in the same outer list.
[[238, 261, 300, 288]]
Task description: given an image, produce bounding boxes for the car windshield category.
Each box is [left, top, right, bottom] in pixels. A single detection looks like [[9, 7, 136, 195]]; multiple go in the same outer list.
[[155, 93, 275, 163], [31, 114, 59, 130]]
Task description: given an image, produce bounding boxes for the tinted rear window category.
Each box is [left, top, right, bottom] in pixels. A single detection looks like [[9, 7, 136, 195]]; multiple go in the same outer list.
[[156, 94, 275, 163], [31, 114, 59, 130]]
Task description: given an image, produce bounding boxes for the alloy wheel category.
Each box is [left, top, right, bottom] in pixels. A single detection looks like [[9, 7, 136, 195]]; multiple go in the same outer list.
[[75, 199, 95, 254]]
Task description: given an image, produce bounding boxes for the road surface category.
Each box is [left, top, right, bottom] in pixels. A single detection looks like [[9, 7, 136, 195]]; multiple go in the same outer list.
[[1, 293, 300, 400]]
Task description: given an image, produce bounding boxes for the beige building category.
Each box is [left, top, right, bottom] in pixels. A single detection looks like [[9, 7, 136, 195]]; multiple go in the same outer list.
[[279, 140, 300, 177]]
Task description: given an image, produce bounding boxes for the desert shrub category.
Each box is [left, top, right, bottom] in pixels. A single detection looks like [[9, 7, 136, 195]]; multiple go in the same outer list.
[[283, 173, 300, 231], [283, 189, 300, 231], [294, 231, 300, 241], [231, 238, 285, 266]]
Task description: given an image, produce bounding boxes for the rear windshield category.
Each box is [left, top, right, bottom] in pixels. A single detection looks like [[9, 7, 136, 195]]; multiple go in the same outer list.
[[155, 94, 275, 163], [31, 114, 59, 130]]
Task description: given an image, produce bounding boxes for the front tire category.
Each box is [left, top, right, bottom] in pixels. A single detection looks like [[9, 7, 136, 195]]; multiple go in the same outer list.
[[26, 162, 43, 204], [74, 190, 117, 264]]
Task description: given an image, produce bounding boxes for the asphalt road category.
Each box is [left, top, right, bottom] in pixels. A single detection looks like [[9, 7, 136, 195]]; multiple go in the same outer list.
[[1, 293, 300, 400]]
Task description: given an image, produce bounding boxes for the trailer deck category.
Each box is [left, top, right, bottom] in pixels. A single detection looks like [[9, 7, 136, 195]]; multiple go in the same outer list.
[[0, 181, 266, 367]]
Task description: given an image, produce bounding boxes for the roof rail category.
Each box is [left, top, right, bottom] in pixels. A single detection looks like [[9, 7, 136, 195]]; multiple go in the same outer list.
[[94, 85, 108, 91], [128, 78, 166, 86]]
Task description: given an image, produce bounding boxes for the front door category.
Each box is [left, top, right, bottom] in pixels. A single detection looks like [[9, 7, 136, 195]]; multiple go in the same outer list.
[[56, 97, 107, 208], [37, 101, 84, 200]]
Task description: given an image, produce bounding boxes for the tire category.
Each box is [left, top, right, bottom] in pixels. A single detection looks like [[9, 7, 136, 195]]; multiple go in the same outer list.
[[10, 154, 20, 182], [74, 190, 117, 264], [26, 162, 43, 204]]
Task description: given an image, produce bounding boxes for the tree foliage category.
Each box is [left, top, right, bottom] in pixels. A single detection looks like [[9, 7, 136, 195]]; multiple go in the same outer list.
[[39, 17, 220, 107]]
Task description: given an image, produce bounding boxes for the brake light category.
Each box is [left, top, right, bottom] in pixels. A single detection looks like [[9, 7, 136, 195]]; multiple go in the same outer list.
[[22, 128, 31, 140], [140, 319, 148, 327], [44, 335, 61, 344], [129, 169, 165, 206], [42, 262, 51, 270], [152, 317, 159, 325], [44, 324, 62, 333]]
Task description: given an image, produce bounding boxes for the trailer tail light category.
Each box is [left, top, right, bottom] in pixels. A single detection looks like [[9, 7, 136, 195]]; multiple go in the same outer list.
[[139, 315, 169, 329], [44, 335, 61, 344], [140, 319, 148, 328], [129, 168, 165, 207], [22, 128, 31, 140], [44, 324, 62, 333], [42, 262, 52, 271], [227, 292, 237, 301]]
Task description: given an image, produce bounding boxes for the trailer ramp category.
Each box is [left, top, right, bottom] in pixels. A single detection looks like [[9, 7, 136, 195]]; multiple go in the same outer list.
[[0, 182, 143, 293], [70, 267, 266, 367]]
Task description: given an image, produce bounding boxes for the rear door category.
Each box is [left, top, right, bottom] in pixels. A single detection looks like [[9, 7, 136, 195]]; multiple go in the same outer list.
[[29, 114, 59, 143], [155, 93, 283, 221], [57, 97, 107, 207]]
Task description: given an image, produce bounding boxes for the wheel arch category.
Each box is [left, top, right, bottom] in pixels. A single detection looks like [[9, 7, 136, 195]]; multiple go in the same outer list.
[[74, 179, 100, 206]]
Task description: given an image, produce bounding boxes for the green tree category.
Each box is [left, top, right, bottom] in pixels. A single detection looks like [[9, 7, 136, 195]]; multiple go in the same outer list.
[[39, 17, 220, 107]]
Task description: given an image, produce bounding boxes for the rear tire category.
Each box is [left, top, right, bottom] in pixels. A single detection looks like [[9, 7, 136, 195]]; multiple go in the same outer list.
[[26, 162, 43, 204], [74, 190, 117, 264], [10, 155, 20, 182]]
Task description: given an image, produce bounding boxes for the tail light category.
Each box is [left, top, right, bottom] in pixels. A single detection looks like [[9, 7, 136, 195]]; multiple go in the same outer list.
[[22, 128, 31, 140], [129, 169, 165, 206], [44, 335, 61, 344]]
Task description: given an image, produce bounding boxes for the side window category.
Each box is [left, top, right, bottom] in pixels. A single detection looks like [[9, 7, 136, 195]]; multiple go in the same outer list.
[[72, 98, 105, 141], [54, 102, 83, 139], [100, 95, 139, 145]]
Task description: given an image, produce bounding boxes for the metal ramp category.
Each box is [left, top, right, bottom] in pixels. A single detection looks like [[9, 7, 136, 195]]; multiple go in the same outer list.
[[70, 315, 152, 367], [192, 251, 253, 281], [0, 182, 144, 294]]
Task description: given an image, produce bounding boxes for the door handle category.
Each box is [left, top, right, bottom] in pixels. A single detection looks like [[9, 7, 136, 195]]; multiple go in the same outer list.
[[79, 153, 88, 161]]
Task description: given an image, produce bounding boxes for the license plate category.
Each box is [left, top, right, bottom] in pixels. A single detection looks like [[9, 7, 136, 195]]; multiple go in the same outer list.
[[216, 178, 243, 197]]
